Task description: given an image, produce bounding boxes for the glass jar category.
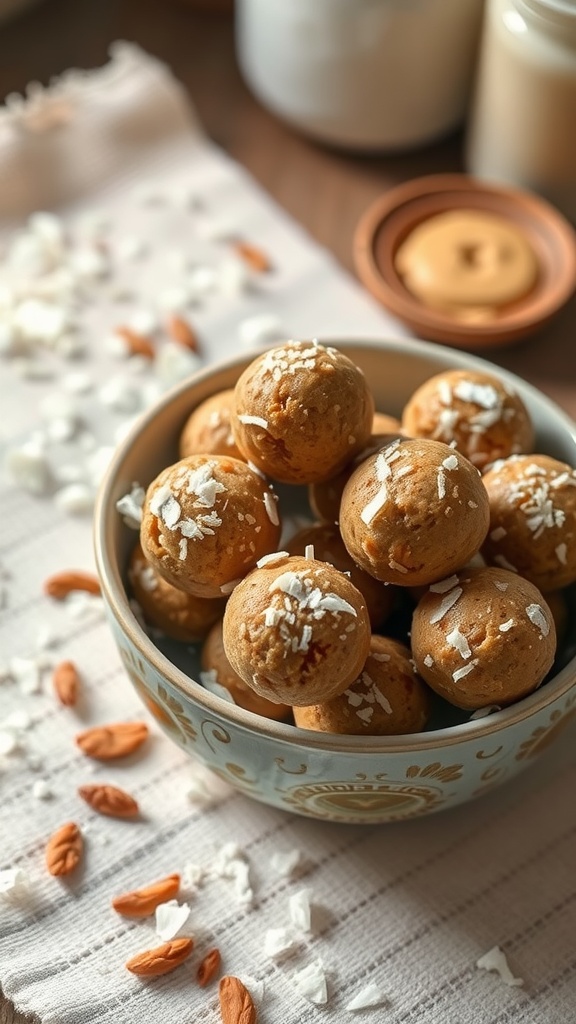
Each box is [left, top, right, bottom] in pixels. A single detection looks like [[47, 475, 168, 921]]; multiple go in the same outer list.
[[236, 0, 485, 151], [466, 0, 576, 221]]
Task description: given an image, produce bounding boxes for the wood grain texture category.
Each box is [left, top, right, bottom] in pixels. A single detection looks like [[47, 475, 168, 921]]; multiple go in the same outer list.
[[0, 1, 574, 1022]]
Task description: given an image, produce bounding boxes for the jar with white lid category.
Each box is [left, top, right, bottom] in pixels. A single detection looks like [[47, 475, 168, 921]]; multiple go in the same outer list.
[[236, 0, 485, 151], [466, 0, 576, 221]]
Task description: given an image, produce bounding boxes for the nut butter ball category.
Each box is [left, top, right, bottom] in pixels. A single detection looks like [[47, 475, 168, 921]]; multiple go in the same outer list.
[[482, 454, 576, 592], [411, 567, 556, 710], [231, 340, 374, 484], [401, 369, 534, 471], [308, 431, 404, 524], [141, 454, 281, 599], [222, 553, 371, 706], [129, 543, 225, 642], [201, 620, 291, 721], [294, 635, 431, 736], [339, 437, 490, 587], [286, 522, 394, 629], [179, 389, 245, 461]]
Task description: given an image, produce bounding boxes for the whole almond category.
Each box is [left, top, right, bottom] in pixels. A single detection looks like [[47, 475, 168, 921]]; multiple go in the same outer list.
[[78, 783, 139, 819], [44, 571, 101, 600], [75, 721, 149, 760], [125, 937, 193, 977], [166, 314, 199, 352], [234, 240, 272, 274], [45, 822, 83, 877], [197, 947, 221, 987], [116, 326, 155, 359], [112, 873, 181, 917], [219, 976, 257, 1024], [53, 660, 80, 707]]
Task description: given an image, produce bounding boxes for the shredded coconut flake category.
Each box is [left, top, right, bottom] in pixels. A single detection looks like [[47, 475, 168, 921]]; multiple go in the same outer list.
[[264, 490, 279, 526], [446, 627, 472, 660], [452, 658, 479, 682], [430, 575, 459, 594], [346, 982, 388, 1012], [499, 619, 514, 633], [291, 961, 328, 1005], [238, 414, 269, 429], [429, 587, 463, 624], [476, 946, 524, 987], [155, 900, 192, 941], [526, 603, 550, 637]]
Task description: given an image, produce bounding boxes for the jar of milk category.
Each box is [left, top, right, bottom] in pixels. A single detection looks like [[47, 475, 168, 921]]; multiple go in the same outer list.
[[235, 0, 485, 151], [466, 0, 576, 222]]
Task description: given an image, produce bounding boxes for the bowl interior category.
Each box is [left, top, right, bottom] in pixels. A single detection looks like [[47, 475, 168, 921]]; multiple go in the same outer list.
[[95, 337, 576, 752]]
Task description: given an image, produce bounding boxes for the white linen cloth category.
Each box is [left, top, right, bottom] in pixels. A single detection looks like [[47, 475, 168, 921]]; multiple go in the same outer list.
[[0, 43, 575, 1024]]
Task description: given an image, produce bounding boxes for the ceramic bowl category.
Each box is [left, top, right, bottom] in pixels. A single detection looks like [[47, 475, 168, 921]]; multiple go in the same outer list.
[[95, 339, 576, 825]]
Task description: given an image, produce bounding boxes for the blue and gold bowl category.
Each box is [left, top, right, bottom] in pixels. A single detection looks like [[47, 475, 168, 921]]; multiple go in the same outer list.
[[95, 339, 576, 824]]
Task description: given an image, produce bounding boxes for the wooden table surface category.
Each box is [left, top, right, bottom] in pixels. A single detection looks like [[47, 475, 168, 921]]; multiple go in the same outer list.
[[0, 2, 575, 1022]]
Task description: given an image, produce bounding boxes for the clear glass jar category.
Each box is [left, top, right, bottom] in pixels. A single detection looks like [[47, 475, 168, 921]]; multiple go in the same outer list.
[[236, 0, 485, 151], [466, 0, 576, 221]]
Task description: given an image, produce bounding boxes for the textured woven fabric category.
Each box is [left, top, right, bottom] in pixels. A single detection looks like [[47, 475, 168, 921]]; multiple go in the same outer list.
[[0, 43, 575, 1024]]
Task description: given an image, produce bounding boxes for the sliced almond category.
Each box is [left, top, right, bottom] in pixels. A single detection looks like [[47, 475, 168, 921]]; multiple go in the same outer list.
[[197, 947, 221, 987], [125, 937, 193, 977], [78, 783, 139, 818], [115, 326, 155, 359], [166, 314, 199, 352], [45, 822, 83, 877], [234, 240, 272, 273], [112, 873, 181, 917], [44, 570, 101, 600], [53, 660, 80, 707], [75, 721, 149, 760], [219, 975, 257, 1024]]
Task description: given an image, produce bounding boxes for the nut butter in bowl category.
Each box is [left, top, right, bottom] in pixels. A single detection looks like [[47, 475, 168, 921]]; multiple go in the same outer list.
[[354, 174, 576, 348]]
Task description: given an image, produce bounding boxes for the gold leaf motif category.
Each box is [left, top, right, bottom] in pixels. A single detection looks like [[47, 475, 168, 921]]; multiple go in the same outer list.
[[274, 758, 308, 775], [405, 762, 463, 782], [201, 720, 231, 753]]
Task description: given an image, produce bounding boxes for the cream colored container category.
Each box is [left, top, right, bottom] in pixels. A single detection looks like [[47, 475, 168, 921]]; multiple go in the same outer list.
[[466, 0, 576, 221], [236, 0, 484, 150]]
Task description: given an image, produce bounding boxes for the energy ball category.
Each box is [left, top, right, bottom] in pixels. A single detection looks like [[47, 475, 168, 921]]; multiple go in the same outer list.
[[179, 389, 245, 461], [411, 567, 556, 709], [373, 411, 403, 435], [285, 522, 394, 629], [482, 454, 576, 591], [222, 553, 371, 705], [339, 437, 490, 587], [294, 635, 431, 735], [201, 620, 291, 721], [309, 431, 403, 523], [129, 543, 225, 642], [231, 340, 374, 484], [401, 369, 534, 471], [141, 454, 281, 599]]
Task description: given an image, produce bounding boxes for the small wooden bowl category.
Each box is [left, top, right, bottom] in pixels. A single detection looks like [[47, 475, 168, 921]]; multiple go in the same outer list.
[[354, 174, 576, 350]]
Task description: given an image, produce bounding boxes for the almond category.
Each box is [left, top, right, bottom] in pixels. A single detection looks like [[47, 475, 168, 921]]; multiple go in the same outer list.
[[75, 721, 149, 760], [44, 570, 101, 600], [78, 783, 139, 819], [125, 937, 193, 977], [234, 240, 272, 274], [53, 660, 80, 707], [219, 975, 257, 1024], [197, 947, 221, 987], [116, 326, 155, 359], [166, 314, 199, 352], [45, 822, 83, 877], [112, 873, 181, 917]]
